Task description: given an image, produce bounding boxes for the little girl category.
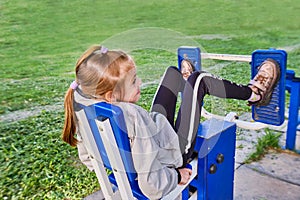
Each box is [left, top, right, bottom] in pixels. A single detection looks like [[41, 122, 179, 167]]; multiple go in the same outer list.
[[62, 45, 280, 199]]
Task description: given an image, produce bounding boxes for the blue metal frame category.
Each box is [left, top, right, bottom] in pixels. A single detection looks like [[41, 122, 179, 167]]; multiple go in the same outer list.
[[89, 101, 237, 199], [285, 70, 300, 151]]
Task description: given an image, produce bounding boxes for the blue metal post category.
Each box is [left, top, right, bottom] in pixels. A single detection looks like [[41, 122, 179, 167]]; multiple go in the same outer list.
[[285, 75, 300, 150]]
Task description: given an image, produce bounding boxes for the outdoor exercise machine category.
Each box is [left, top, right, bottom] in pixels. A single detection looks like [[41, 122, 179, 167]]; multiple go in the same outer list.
[[78, 47, 299, 199], [178, 46, 300, 152], [77, 100, 236, 200]]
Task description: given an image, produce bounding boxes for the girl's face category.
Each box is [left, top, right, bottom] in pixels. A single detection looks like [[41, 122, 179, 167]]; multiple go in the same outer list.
[[122, 64, 142, 103]]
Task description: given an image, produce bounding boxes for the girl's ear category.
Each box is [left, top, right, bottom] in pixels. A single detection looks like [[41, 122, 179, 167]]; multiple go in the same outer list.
[[104, 91, 115, 102], [104, 91, 112, 102]]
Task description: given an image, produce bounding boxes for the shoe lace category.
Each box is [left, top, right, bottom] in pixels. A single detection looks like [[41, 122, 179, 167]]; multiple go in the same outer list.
[[255, 71, 271, 87]]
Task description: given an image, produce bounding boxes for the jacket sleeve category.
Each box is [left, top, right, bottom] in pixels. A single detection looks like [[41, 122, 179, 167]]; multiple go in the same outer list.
[[131, 138, 179, 199], [129, 109, 182, 199]]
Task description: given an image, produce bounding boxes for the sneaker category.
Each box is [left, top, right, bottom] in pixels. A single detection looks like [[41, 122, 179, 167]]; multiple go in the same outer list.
[[248, 58, 280, 106]]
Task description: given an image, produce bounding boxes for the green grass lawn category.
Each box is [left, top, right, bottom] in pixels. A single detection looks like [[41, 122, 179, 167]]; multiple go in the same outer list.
[[1, 0, 300, 199]]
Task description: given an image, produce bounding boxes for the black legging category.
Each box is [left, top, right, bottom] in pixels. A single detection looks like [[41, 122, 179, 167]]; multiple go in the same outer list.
[[151, 66, 252, 166]]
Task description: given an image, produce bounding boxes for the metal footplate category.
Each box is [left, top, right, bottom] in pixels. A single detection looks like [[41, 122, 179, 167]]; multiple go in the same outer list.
[[178, 46, 201, 71], [251, 49, 287, 126]]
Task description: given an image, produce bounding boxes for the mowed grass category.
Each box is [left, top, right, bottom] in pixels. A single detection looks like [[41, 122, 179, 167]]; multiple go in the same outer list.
[[1, 0, 300, 113], [1, 0, 300, 199]]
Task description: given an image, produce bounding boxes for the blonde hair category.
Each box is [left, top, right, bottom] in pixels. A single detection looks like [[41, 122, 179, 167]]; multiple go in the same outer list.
[[62, 45, 134, 146]]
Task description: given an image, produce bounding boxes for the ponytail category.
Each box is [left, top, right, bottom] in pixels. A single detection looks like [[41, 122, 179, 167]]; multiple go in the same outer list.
[[62, 87, 77, 147], [62, 45, 100, 147]]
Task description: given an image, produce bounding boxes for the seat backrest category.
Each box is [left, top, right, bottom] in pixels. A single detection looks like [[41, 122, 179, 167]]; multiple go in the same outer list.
[[75, 101, 137, 181], [75, 101, 150, 200]]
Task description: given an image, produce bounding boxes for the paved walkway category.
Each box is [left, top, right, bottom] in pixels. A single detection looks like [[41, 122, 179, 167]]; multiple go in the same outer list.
[[233, 121, 300, 200], [234, 150, 300, 200]]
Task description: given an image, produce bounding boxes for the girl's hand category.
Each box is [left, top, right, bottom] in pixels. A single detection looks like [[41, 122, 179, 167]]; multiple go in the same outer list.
[[178, 168, 192, 185]]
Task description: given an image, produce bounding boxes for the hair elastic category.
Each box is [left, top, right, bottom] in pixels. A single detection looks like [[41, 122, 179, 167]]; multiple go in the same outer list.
[[70, 81, 79, 90], [100, 46, 108, 54]]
